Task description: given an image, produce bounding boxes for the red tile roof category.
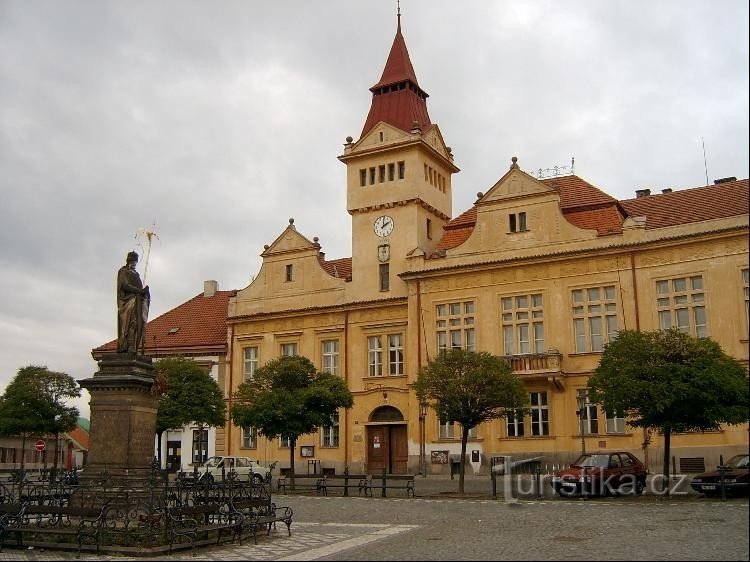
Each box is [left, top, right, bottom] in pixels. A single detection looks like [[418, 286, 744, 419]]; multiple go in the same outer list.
[[361, 19, 431, 137], [92, 290, 236, 358], [66, 426, 90, 450], [619, 179, 748, 229], [319, 255, 353, 281], [540, 175, 617, 209]]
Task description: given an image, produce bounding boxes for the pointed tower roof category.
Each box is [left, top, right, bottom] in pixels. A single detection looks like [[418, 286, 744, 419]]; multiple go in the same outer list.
[[360, 13, 432, 137]]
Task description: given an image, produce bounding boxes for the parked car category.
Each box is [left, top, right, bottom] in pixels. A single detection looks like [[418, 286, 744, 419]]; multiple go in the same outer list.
[[196, 456, 272, 484], [551, 451, 648, 497], [690, 454, 749, 496]]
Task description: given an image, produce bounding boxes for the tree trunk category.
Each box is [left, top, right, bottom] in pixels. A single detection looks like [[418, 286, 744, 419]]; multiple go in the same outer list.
[[459, 426, 469, 494], [289, 436, 296, 491], [21, 434, 27, 469], [662, 427, 671, 496], [53, 431, 59, 473], [156, 430, 164, 466]]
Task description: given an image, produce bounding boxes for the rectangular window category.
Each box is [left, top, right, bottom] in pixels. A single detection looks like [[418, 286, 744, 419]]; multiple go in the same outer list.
[[605, 410, 625, 434], [241, 426, 257, 448], [426, 218, 432, 240], [379, 263, 390, 291], [530, 392, 549, 436], [243, 346, 259, 382], [576, 389, 598, 434], [388, 163, 395, 181], [321, 411, 340, 447], [436, 301, 475, 354], [743, 268, 749, 337], [369, 167, 376, 185], [281, 343, 298, 357], [360, 169, 367, 187], [388, 334, 404, 375], [398, 161, 405, 180], [518, 212, 527, 231], [192, 429, 209, 464], [285, 264, 293, 282], [322, 339, 339, 375], [501, 293, 544, 355], [572, 285, 619, 352], [506, 410, 525, 437], [279, 436, 292, 448], [656, 275, 707, 337], [424, 163, 429, 181], [465, 425, 478, 439], [368, 336, 383, 377], [439, 419, 455, 439], [379, 165, 386, 183]]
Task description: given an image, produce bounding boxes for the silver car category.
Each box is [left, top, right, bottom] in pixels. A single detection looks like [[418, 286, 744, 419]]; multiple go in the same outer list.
[[198, 456, 271, 484]]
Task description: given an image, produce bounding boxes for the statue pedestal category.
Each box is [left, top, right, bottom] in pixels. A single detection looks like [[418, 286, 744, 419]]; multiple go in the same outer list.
[[79, 353, 158, 480]]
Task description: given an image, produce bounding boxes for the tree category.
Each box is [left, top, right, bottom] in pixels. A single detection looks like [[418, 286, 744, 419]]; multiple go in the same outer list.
[[588, 328, 749, 494], [231, 355, 353, 489], [413, 350, 528, 493], [154, 357, 227, 467], [0, 365, 80, 470]]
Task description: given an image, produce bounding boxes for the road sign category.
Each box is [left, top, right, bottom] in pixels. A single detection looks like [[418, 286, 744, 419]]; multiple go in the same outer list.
[[35, 439, 46, 452]]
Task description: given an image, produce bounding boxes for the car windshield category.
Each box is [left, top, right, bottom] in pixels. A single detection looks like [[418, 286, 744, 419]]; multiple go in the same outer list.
[[571, 454, 609, 468], [205, 457, 223, 468], [727, 454, 749, 469]]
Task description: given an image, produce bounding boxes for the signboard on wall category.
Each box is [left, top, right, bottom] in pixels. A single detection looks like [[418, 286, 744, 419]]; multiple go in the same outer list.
[[431, 450, 449, 464]]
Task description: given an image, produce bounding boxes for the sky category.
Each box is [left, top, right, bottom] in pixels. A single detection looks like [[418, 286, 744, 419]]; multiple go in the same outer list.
[[1, 0, 748, 419]]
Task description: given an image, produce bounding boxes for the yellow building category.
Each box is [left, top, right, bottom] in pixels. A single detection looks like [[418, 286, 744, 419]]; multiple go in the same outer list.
[[223, 16, 749, 475]]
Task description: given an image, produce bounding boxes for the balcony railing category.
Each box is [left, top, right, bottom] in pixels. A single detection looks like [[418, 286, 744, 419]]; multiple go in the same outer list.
[[501, 350, 562, 374]]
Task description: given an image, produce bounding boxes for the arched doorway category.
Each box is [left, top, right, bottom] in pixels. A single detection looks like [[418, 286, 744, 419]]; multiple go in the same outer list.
[[366, 406, 408, 474]]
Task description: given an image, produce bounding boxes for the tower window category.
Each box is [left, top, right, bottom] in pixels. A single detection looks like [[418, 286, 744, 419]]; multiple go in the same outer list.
[[398, 161, 405, 179], [369, 167, 376, 185], [379, 165, 386, 183], [388, 163, 395, 181], [379, 131, 384, 142], [379, 263, 390, 291], [360, 169, 367, 187], [285, 264, 293, 282], [426, 218, 433, 240]]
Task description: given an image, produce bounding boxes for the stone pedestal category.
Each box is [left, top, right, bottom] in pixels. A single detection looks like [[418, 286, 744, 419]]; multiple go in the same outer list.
[[79, 353, 158, 480]]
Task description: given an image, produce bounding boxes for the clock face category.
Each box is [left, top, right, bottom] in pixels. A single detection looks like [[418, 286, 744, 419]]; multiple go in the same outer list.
[[374, 215, 394, 237]]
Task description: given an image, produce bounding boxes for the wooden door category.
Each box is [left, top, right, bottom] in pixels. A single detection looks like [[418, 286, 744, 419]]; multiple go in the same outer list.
[[389, 425, 408, 474], [367, 426, 388, 474], [166, 440, 182, 472]]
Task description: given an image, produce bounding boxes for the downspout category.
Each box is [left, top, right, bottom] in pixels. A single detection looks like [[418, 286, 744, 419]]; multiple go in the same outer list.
[[226, 323, 234, 456], [344, 310, 350, 469], [630, 251, 649, 471], [416, 280, 425, 476]]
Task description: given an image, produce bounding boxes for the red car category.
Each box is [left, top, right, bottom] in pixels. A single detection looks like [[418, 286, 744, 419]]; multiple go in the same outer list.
[[690, 454, 749, 496], [552, 451, 647, 497]]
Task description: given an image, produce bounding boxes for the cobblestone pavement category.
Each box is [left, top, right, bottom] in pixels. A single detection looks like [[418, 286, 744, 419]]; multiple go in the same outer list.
[[1, 493, 746, 561]]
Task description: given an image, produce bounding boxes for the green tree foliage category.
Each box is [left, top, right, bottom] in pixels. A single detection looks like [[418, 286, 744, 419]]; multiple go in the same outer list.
[[231, 355, 353, 488], [154, 357, 227, 465], [588, 328, 749, 493], [413, 350, 528, 493], [0, 365, 80, 469]]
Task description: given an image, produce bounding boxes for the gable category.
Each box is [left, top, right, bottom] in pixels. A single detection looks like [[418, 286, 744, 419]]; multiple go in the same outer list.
[[479, 166, 558, 204]]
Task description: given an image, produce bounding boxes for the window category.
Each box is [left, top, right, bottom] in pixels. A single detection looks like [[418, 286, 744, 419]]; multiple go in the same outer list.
[[241, 426, 257, 448], [656, 275, 707, 337], [360, 169, 367, 187], [321, 411, 340, 447], [426, 218, 432, 240], [369, 167, 376, 185], [285, 264, 293, 282], [398, 161, 405, 179], [606, 410, 625, 434], [243, 346, 259, 382], [436, 301, 475, 354], [379, 263, 390, 291], [506, 410, 525, 437], [279, 436, 292, 448], [388, 334, 404, 375], [439, 419, 455, 439], [379, 165, 386, 183], [192, 429, 209, 464], [388, 163, 395, 181], [466, 425, 478, 439], [509, 212, 527, 233], [281, 342, 298, 357], [572, 286, 619, 352], [743, 268, 749, 337], [424, 163, 429, 181], [322, 339, 339, 375], [368, 336, 383, 376], [530, 392, 549, 436], [576, 389, 598, 434], [501, 293, 544, 355]]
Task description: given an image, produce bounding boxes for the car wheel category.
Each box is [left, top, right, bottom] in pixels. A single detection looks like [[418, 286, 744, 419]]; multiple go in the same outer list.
[[635, 479, 645, 495], [252, 473, 264, 485], [200, 473, 214, 484]]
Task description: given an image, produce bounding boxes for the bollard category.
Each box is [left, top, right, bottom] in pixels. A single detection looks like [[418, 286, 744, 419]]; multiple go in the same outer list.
[[343, 465, 350, 497], [535, 464, 542, 500], [491, 467, 497, 500], [382, 468, 387, 498]]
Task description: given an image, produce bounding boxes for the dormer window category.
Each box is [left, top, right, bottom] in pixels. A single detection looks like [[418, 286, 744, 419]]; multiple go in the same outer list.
[[285, 264, 293, 282], [509, 212, 527, 233]]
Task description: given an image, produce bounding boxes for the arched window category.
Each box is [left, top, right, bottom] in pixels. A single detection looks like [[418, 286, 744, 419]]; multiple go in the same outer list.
[[369, 406, 404, 422]]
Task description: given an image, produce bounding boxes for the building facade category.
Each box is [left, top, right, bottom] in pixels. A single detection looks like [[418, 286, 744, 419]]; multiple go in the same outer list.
[[222, 16, 749, 475]]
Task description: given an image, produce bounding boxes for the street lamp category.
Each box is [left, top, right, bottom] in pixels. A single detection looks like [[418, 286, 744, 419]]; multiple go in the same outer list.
[[576, 393, 587, 454], [418, 402, 428, 477]]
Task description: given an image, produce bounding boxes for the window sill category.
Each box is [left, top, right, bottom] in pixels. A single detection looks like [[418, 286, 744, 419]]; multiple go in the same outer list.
[[362, 374, 407, 381], [498, 435, 556, 441], [320, 445, 340, 449], [567, 351, 604, 357], [434, 438, 483, 443]]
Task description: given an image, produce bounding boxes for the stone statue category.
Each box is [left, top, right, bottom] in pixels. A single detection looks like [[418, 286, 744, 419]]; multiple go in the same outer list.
[[117, 251, 150, 354]]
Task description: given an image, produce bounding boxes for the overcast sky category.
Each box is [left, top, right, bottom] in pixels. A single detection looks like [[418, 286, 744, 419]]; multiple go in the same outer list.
[[1, 0, 748, 419]]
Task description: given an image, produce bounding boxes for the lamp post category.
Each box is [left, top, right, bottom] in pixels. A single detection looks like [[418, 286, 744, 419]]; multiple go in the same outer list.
[[576, 393, 587, 454], [418, 402, 427, 477]]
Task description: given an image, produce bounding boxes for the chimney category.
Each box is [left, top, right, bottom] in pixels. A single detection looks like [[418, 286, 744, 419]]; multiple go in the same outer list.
[[661, 188, 672, 194], [204, 280, 218, 297], [713, 177, 737, 185], [635, 189, 651, 198]]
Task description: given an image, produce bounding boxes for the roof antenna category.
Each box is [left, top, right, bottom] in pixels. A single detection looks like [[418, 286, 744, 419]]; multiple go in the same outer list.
[[701, 136, 709, 186], [397, 0, 401, 29]]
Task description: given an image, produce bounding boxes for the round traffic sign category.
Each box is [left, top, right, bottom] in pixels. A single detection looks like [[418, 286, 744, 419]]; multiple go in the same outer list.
[[35, 439, 46, 452]]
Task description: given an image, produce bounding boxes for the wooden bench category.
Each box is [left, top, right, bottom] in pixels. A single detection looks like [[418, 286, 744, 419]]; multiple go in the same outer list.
[[231, 498, 293, 544], [364, 474, 416, 498], [317, 474, 371, 497], [166, 502, 242, 553], [0, 503, 108, 554], [276, 475, 325, 494]]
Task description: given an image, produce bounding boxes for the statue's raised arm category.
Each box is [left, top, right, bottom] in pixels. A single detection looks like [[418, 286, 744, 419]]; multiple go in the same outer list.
[[117, 251, 150, 354]]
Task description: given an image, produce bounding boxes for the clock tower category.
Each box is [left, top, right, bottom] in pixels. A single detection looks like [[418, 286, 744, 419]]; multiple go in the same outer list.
[[339, 12, 459, 300]]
